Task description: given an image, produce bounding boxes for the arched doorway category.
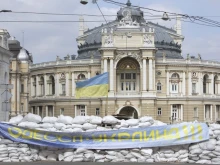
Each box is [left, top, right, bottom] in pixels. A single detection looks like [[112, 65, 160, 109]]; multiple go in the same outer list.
[[119, 106, 138, 119], [116, 57, 140, 94]]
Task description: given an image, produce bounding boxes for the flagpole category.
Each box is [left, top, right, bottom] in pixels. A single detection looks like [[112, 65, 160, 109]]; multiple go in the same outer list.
[[105, 87, 109, 116]]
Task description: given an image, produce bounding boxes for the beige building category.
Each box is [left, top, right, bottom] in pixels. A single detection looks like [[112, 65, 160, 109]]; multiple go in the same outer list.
[[10, 1, 220, 124], [0, 29, 13, 121]]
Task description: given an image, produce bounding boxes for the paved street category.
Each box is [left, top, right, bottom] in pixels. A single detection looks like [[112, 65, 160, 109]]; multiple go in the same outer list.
[[0, 162, 215, 165]]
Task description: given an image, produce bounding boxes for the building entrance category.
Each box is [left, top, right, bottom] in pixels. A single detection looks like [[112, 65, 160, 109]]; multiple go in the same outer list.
[[119, 106, 138, 119]]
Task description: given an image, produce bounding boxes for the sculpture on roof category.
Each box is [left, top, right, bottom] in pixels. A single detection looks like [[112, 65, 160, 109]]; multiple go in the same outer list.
[[104, 35, 113, 47], [143, 34, 153, 47]]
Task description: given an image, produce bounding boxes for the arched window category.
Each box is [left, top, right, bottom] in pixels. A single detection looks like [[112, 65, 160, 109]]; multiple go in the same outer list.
[[157, 82, 162, 92], [39, 77, 45, 96], [203, 75, 209, 94], [48, 76, 55, 95], [171, 73, 180, 94], [78, 74, 86, 80]]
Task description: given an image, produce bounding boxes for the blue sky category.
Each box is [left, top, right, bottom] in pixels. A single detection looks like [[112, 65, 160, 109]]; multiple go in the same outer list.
[[0, 0, 220, 63]]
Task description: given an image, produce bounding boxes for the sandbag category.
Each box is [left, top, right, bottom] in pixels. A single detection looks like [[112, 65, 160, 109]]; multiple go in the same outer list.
[[90, 116, 102, 125], [42, 117, 57, 124], [9, 115, 23, 125], [57, 115, 73, 125], [23, 113, 42, 123], [72, 116, 90, 124], [102, 116, 118, 124]]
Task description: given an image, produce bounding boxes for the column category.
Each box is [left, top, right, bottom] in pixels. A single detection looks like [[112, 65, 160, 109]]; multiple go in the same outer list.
[[180, 105, 183, 121], [210, 73, 214, 95], [37, 107, 40, 115], [153, 60, 155, 90], [44, 74, 47, 96], [36, 76, 39, 96], [199, 72, 203, 95], [72, 72, 75, 96], [31, 77, 34, 97], [53, 106, 55, 117], [88, 71, 91, 79], [74, 105, 77, 117], [142, 58, 147, 91], [46, 106, 48, 116], [167, 71, 170, 96], [182, 72, 186, 96], [104, 58, 108, 73], [179, 81, 182, 94], [211, 105, 213, 121], [56, 74, 59, 96], [188, 72, 192, 96], [149, 58, 153, 90], [66, 72, 69, 96], [110, 58, 114, 91]]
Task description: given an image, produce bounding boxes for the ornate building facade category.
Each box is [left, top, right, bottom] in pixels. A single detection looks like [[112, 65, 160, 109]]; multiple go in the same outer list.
[[11, 1, 220, 123], [0, 29, 13, 121]]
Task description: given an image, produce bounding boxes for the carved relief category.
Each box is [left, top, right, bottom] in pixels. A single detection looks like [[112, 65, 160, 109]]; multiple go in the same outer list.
[[115, 51, 142, 68], [118, 9, 140, 28], [104, 35, 113, 47], [143, 34, 153, 47]]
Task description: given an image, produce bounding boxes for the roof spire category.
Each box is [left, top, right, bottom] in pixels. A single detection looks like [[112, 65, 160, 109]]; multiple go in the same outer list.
[[126, 0, 131, 6]]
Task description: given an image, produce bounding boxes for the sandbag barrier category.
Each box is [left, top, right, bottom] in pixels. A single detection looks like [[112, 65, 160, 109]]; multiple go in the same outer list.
[[0, 113, 216, 163]]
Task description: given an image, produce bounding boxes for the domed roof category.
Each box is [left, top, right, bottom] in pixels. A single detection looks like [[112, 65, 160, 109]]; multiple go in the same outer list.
[[17, 48, 29, 61]]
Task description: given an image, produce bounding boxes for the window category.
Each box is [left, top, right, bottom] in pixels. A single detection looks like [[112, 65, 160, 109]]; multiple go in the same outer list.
[[76, 105, 86, 116], [157, 82, 162, 92], [39, 106, 43, 117], [171, 105, 182, 121], [205, 105, 211, 120], [96, 108, 100, 116], [171, 84, 178, 93], [194, 107, 198, 118], [120, 73, 136, 92], [48, 106, 54, 117], [60, 108, 64, 115], [21, 84, 24, 93], [21, 103, 24, 113], [62, 84, 66, 95], [157, 108, 162, 115], [203, 75, 208, 94], [32, 107, 37, 114], [78, 74, 86, 80], [216, 105, 220, 119], [48, 76, 55, 95], [192, 83, 196, 94]]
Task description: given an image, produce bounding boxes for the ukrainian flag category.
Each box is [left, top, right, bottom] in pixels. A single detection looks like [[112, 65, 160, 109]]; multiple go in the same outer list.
[[75, 72, 109, 98]]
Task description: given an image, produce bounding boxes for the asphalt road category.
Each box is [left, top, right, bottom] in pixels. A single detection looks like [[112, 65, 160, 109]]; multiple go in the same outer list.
[[0, 162, 216, 165]]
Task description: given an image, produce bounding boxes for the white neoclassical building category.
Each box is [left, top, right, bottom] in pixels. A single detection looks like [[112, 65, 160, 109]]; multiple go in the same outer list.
[[0, 29, 13, 121], [9, 1, 220, 124]]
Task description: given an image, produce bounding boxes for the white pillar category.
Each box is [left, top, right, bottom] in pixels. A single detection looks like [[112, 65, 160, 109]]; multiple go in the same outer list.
[[199, 72, 203, 95], [104, 58, 108, 73], [149, 58, 153, 90], [37, 107, 40, 115], [167, 71, 170, 96], [72, 72, 75, 97], [36, 76, 39, 97], [181, 105, 183, 121], [179, 81, 182, 94], [53, 106, 55, 117], [66, 73, 69, 96], [153, 60, 155, 90], [110, 58, 114, 91], [211, 105, 213, 121], [88, 71, 91, 79], [31, 77, 34, 97], [74, 105, 77, 117], [182, 72, 186, 96], [56, 74, 59, 96], [188, 72, 192, 96], [142, 58, 147, 91], [210, 73, 214, 95], [44, 74, 47, 96]]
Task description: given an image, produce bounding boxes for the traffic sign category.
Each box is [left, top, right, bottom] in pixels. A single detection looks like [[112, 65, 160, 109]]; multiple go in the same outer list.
[[1, 91, 12, 101]]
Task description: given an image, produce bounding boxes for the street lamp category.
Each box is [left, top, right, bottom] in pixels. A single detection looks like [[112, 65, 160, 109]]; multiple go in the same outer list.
[[80, 0, 88, 5], [0, 10, 12, 13], [162, 12, 169, 21]]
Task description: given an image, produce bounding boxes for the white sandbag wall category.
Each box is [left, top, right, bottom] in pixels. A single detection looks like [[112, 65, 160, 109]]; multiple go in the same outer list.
[[0, 113, 216, 164]]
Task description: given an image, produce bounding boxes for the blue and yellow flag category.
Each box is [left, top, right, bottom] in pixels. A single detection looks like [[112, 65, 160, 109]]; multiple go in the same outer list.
[[76, 72, 109, 98]]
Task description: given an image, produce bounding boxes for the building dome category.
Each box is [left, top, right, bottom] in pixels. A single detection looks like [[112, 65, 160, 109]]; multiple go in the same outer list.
[[17, 48, 29, 61]]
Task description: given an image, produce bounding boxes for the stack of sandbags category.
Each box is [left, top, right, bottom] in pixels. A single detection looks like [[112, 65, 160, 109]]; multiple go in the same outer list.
[[188, 124, 220, 164], [0, 135, 39, 162], [153, 146, 189, 163]]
